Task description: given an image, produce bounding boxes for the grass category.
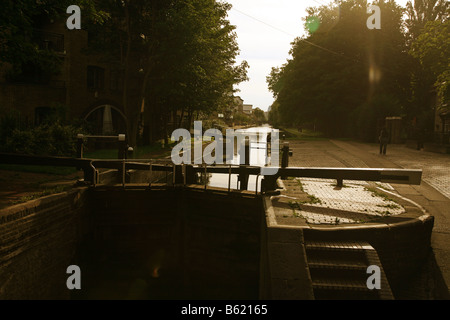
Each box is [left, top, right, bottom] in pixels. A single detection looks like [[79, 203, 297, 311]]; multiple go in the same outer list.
[[365, 186, 397, 203], [302, 195, 322, 205], [280, 128, 326, 141], [365, 186, 403, 216], [297, 179, 304, 192], [10, 184, 72, 205], [289, 194, 322, 209], [1, 138, 210, 177], [288, 201, 302, 210]]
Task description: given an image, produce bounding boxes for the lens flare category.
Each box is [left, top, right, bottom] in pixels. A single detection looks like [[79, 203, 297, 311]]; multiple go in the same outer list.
[[369, 65, 381, 83], [306, 16, 320, 34]]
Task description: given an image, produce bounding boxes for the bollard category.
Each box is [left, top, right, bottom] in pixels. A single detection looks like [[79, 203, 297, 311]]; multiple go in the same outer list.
[[127, 146, 134, 159], [117, 134, 127, 160], [261, 175, 278, 194], [281, 142, 290, 167], [117, 134, 129, 183], [76, 134, 84, 159], [281, 142, 290, 179]]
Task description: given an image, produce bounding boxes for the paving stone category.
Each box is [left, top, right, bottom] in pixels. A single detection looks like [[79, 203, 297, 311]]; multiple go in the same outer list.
[[291, 178, 404, 225]]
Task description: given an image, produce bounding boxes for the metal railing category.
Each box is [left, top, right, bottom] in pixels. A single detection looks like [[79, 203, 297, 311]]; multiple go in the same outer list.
[[0, 153, 423, 196]]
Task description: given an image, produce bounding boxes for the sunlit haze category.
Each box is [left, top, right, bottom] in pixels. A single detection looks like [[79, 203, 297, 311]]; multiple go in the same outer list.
[[226, 0, 410, 111]]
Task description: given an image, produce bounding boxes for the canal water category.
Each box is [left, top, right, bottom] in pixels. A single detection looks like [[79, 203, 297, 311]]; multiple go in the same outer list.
[[205, 126, 277, 192]]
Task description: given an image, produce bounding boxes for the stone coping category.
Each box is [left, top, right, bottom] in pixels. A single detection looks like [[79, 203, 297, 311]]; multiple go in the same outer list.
[[266, 177, 432, 230]]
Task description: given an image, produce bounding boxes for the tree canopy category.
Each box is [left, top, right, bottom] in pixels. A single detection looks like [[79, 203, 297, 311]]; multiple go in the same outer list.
[[267, 0, 449, 140], [83, 0, 248, 145], [1, 0, 248, 147], [0, 0, 108, 79]]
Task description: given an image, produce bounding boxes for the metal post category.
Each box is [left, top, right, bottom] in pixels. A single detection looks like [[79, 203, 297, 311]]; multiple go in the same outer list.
[[76, 134, 84, 170], [76, 134, 84, 159], [185, 165, 197, 184], [228, 165, 232, 192], [335, 178, 344, 189], [173, 164, 184, 185], [281, 142, 290, 179], [117, 134, 127, 160], [122, 159, 126, 187], [173, 164, 176, 185], [238, 138, 250, 191], [118, 134, 127, 183], [261, 175, 278, 194], [148, 163, 153, 188], [266, 132, 271, 166], [83, 161, 96, 185], [255, 174, 260, 195], [204, 164, 207, 190]]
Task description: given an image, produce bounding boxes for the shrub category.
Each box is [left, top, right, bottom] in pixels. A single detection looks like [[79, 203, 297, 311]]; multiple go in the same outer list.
[[3, 122, 85, 157]]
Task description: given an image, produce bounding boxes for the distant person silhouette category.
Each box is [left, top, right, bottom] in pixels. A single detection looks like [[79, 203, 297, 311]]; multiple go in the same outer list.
[[379, 127, 390, 155]]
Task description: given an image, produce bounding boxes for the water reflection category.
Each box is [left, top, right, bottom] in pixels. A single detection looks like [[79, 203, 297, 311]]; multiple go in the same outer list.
[[206, 126, 275, 192]]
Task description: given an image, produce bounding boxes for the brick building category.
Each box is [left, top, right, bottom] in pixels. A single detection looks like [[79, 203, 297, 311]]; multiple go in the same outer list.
[[0, 19, 126, 135]]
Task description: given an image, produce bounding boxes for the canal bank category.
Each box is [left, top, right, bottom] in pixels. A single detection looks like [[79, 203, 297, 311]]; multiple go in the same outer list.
[[0, 184, 264, 300], [269, 138, 449, 300], [0, 129, 446, 300], [0, 179, 440, 300]]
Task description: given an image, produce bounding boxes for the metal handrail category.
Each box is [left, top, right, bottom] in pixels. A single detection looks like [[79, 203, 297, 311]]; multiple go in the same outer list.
[[204, 164, 208, 191], [228, 165, 232, 193], [0, 153, 423, 193], [255, 174, 260, 196]]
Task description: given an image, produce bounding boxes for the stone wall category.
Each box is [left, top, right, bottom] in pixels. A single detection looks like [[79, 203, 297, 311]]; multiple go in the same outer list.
[[0, 188, 90, 299], [0, 184, 436, 300], [0, 186, 264, 300]]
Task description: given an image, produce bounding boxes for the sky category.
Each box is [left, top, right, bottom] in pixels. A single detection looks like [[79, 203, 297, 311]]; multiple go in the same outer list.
[[226, 0, 410, 112]]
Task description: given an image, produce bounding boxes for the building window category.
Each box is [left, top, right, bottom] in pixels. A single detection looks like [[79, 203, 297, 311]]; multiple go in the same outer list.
[[33, 30, 65, 53], [87, 66, 105, 91]]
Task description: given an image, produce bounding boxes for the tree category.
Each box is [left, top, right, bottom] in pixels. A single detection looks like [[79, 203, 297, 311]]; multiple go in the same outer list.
[[405, 0, 449, 43], [253, 108, 266, 125], [267, 0, 408, 139], [410, 19, 450, 108], [404, 0, 449, 134], [85, 0, 247, 147], [144, 0, 248, 140], [0, 0, 107, 83]]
